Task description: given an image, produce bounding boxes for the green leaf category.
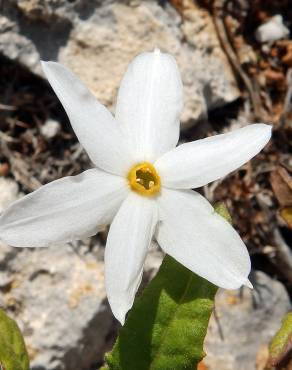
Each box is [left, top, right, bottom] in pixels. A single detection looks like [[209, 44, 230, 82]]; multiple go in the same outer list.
[[105, 255, 217, 370], [0, 309, 30, 370], [268, 312, 292, 366]]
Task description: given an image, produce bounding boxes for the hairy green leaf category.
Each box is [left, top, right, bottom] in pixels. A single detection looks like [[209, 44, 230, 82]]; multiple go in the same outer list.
[[105, 255, 217, 370], [0, 309, 30, 370], [268, 312, 292, 366]]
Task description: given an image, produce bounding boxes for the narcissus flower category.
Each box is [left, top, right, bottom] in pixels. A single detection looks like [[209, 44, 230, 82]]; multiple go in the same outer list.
[[0, 49, 271, 324]]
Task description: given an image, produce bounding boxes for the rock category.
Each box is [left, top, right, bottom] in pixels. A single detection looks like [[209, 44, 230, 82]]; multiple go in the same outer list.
[[0, 241, 113, 370], [255, 15, 290, 43], [202, 271, 291, 370], [0, 0, 239, 128], [144, 243, 164, 280], [179, 0, 239, 125], [40, 119, 61, 139], [0, 177, 19, 212]]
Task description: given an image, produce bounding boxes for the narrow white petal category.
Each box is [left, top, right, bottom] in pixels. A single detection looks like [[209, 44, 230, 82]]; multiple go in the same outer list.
[[155, 124, 272, 189], [156, 189, 251, 289], [0, 169, 128, 247], [42, 62, 133, 175], [105, 193, 158, 324], [115, 49, 183, 162]]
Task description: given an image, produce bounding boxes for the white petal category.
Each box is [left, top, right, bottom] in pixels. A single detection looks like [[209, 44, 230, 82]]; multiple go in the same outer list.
[[156, 189, 251, 289], [155, 124, 272, 189], [105, 193, 158, 324], [42, 62, 133, 176], [0, 169, 128, 247], [115, 49, 183, 162]]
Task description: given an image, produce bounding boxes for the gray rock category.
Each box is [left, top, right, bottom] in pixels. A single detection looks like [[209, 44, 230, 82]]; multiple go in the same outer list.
[[0, 241, 113, 370], [144, 242, 164, 280], [203, 271, 291, 370], [0, 0, 239, 128]]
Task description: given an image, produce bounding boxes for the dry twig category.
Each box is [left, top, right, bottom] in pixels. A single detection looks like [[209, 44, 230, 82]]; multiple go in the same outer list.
[[212, 0, 263, 120]]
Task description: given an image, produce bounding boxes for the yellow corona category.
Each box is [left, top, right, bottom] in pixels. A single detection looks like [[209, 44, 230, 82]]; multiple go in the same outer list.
[[127, 162, 161, 196]]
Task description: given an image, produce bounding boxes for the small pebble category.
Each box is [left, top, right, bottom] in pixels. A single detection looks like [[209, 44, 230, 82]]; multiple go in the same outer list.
[[255, 15, 289, 43], [40, 119, 61, 139]]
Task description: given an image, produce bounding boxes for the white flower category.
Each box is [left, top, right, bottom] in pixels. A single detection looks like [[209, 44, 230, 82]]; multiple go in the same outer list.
[[0, 49, 271, 324]]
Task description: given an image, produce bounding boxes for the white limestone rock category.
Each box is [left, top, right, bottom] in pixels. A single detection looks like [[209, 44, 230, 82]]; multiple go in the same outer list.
[[255, 15, 290, 43], [0, 0, 239, 128], [203, 271, 291, 370]]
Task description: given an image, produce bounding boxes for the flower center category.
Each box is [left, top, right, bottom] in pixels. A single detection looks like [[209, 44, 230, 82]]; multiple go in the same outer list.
[[127, 162, 161, 196]]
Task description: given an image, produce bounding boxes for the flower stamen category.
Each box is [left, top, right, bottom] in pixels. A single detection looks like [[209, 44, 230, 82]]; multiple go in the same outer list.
[[128, 162, 161, 196]]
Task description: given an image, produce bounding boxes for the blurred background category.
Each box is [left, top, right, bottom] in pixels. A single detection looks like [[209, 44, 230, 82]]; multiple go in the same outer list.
[[0, 0, 291, 369]]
